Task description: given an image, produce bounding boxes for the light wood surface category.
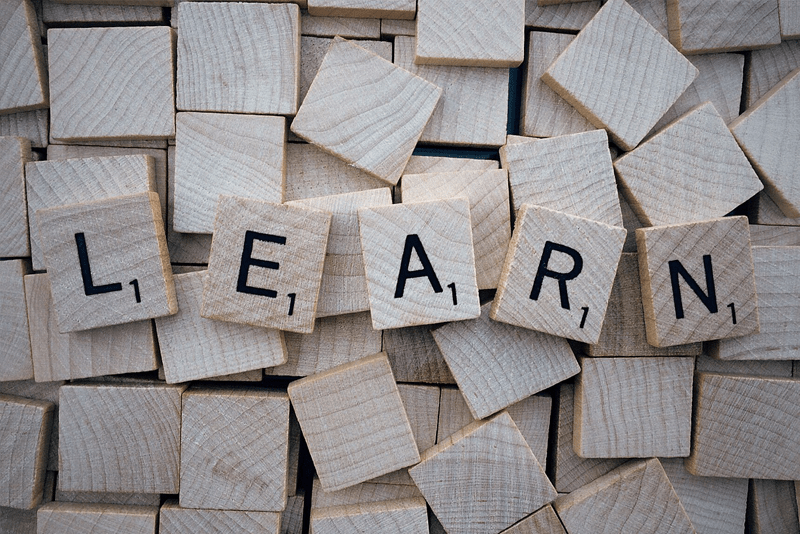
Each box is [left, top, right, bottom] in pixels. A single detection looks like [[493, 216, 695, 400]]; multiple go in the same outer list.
[[165, 146, 212, 265], [0, 0, 47, 114], [301, 12, 380, 38], [397, 384, 439, 453], [780, 0, 800, 37], [499, 504, 565, 534], [0, 260, 33, 382], [402, 156, 499, 175], [37, 502, 158, 534], [160, 500, 280, 534], [54, 490, 159, 507], [383, 324, 455, 384], [0, 137, 31, 258], [42, 0, 163, 22], [381, 18, 415, 37], [0, 109, 48, 148], [748, 479, 800, 534], [749, 224, 800, 246], [0, 380, 62, 472], [752, 190, 800, 226], [627, 0, 669, 37], [435, 387, 475, 444], [311, 498, 427, 534], [745, 39, 800, 108], [280, 493, 304, 534], [308, 0, 415, 18], [696, 353, 793, 377], [311, 477, 421, 509], [525, 0, 599, 30]]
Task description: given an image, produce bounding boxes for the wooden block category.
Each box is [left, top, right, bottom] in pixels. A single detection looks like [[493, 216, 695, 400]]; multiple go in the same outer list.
[[696, 353, 793, 377], [667, 0, 780, 54], [381, 18, 415, 37], [58, 382, 185, 493], [0, 394, 53, 509], [301, 12, 380, 38], [499, 504, 565, 534], [358, 198, 480, 329], [48, 27, 173, 141], [636, 216, 759, 346], [280, 492, 304, 534], [0, 137, 31, 258], [201, 196, 331, 334], [0, 0, 47, 114], [291, 38, 441, 185], [383, 324, 455, 384], [161, 500, 280, 534], [415, 0, 524, 67], [500, 131, 621, 226], [26, 155, 155, 271], [748, 479, 800, 534], [287, 353, 420, 491], [0, 109, 48, 149], [180, 388, 290, 511], [525, 0, 599, 31], [435, 387, 475, 444], [0, 380, 61, 472], [410, 411, 557, 534], [750, 224, 800, 246], [731, 69, 800, 218], [753, 191, 800, 226], [177, 3, 299, 114], [311, 498, 428, 534], [627, 0, 669, 37], [0, 260, 33, 382], [542, 0, 697, 151], [50, 137, 168, 150], [780, 0, 800, 37], [55, 490, 159, 507], [42, 0, 164, 23], [554, 459, 694, 534], [165, 146, 212, 265], [401, 170, 510, 289], [575, 356, 694, 458], [394, 36, 509, 147], [746, 40, 800, 109], [311, 477, 422, 509], [395, 384, 440, 455], [308, 0, 415, 18], [37, 502, 157, 534], [491, 204, 626, 344], [402, 155, 499, 175]]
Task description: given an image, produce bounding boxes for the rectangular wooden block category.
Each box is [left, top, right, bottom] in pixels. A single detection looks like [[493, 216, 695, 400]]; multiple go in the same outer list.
[[37, 502, 158, 534], [311, 498, 428, 534], [0, 260, 33, 382], [0, 137, 31, 257], [301, 12, 380, 38], [383, 324, 455, 384], [308, 0, 415, 18], [0, 0, 48, 114], [160, 500, 280, 534], [525, 0, 599, 31], [0, 109, 48, 148]]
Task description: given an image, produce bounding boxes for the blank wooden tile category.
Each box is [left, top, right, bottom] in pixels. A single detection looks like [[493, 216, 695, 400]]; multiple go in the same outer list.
[[37, 502, 157, 534], [0, 109, 48, 148], [746, 40, 800, 109], [174, 112, 285, 233], [636, 216, 759, 347], [748, 479, 799, 534], [500, 504, 565, 534], [201, 196, 331, 334], [752, 191, 800, 226], [0, 137, 31, 257], [358, 198, 480, 330], [491, 204, 626, 344], [416, 0, 525, 67], [311, 477, 422, 509], [42, 0, 164, 23], [542, 0, 697, 151], [394, 36, 509, 147], [0, 0, 47, 114], [308, 0, 414, 18], [780, 0, 800, 37], [381, 18, 415, 37], [177, 2, 299, 114], [59, 383, 185, 493], [311, 498, 428, 534], [403, 155, 499, 175], [291, 37, 441, 185], [554, 459, 694, 534], [410, 411, 556, 534], [0, 260, 33, 382], [301, 12, 380, 38], [749, 225, 800, 246], [525, 0, 599, 31], [0, 380, 61, 472], [402, 170, 510, 289], [165, 146, 212, 265], [160, 501, 280, 534], [628, 0, 669, 37], [666, 0, 780, 54], [686, 372, 800, 479], [383, 325, 455, 384]]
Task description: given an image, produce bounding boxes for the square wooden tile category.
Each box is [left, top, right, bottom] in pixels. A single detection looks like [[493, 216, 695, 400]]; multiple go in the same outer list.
[[0, 0, 48, 114], [37, 502, 158, 534], [0, 260, 33, 382], [160, 501, 280, 534], [310, 498, 428, 534], [0, 137, 31, 257]]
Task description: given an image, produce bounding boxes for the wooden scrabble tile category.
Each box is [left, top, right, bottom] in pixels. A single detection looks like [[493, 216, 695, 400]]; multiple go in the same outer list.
[[0, 137, 31, 258], [311, 498, 428, 534], [401, 170, 510, 289], [499, 504, 565, 534], [525, 0, 599, 31], [394, 36, 509, 147], [780, 0, 800, 37], [48, 27, 173, 141], [696, 353, 793, 377], [746, 40, 800, 109], [160, 500, 280, 534], [42, 0, 164, 23], [491, 204, 626, 344], [383, 325, 455, 384], [666, 0, 780, 54], [358, 198, 480, 330], [0, 260, 33, 382], [542, 0, 697, 151], [201, 196, 331, 334], [287, 353, 420, 491], [748, 479, 800, 533], [311, 477, 422, 508], [416, 0, 525, 67], [500, 131, 621, 225], [410, 411, 556, 534], [575, 356, 694, 458], [0, 380, 61, 472], [38, 192, 176, 333], [165, 146, 212, 265], [301, 12, 380, 38], [627, 0, 669, 37], [281, 492, 304, 534], [381, 18, 415, 37], [308, 0, 415, 18], [731, 69, 800, 218], [752, 191, 800, 226], [554, 459, 694, 534], [37, 502, 157, 534], [397, 384, 439, 453], [291, 37, 441, 185], [180, 388, 290, 511], [750, 225, 800, 246], [403, 156, 499, 175], [435, 387, 475, 444], [0, 0, 47, 114], [58, 383, 185, 493], [0, 109, 48, 148], [55, 490, 160, 507], [636, 216, 759, 346], [0, 394, 53, 509], [26, 155, 155, 271], [177, 2, 299, 115]]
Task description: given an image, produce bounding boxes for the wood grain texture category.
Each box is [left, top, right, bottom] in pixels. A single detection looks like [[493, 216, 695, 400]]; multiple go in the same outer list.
[[0, 505, 37, 534], [525, 0, 599, 30], [42, 0, 164, 23], [748, 479, 800, 534], [415, 0, 525, 67], [410, 411, 556, 534], [780, 0, 800, 37], [554, 459, 694, 534], [0, 0, 47, 114], [54, 490, 159, 507], [0, 260, 33, 382], [499, 504, 565, 534], [50, 138, 168, 149], [491, 204, 626, 344], [165, 146, 212, 265], [749, 224, 800, 246], [394, 384, 440, 453], [311, 477, 421, 509], [746, 39, 800, 109], [301, 12, 380, 38], [291, 37, 441, 185], [394, 36, 509, 147], [731, 68, 800, 218], [0, 380, 61, 472], [627, 0, 669, 37], [358, 198, 480, 329], [160, 500, 280, 534], [58, 383, 185, 493], [667, 0, 780, 54], [177, 2, 299, 114], [542, 0, 697, 151], [752, 190, 800, 226], [201, 196, 331, 334], [311, 498, 428, 534], [0, 109, 48, 148], [402, 170, 510, 289], [0, 137, 31, 257], [280, 492, 304, 534], [288, 353, 420, 492], [403, 156, 499, 175], [435, 387, 475, 444], [383, 324, 455, 384], [381, 18, 415, 36], [52, 0, 172, 5], [37, 502, 157, 534], [696, 353, 793, 377], [308, 0, 415, 18]]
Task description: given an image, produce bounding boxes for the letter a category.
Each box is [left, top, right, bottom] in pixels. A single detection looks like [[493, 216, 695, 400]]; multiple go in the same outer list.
[[394, 234, 443, 298]]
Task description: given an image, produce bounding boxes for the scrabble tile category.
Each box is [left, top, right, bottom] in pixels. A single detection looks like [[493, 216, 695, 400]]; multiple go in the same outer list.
[[38, 192, 176, 333], [0, 380, 61, 472], [696, 353, 793, 377], [0, 137, 31, 257], [37, 502, 158, 534], [745, 39, 800, 109], [0, 260, 33, 382], [525, 0, 599, 31], [287, 353, 420, 491], [749, 225, 800, 246], [0, 0, 48, 114], [780, 0, 800, 38], [409, 411, 557, 534], [397, 384, 440, 453], [310, 498, 428, 534], [0, 395, 53, 509], [499, 504, 565, 534], [180, 388, 290, 511], [500, 130, 621, 225], [416, 0, 525, 67], [165, 146, 212, 265], [686, 373, 800, 479], [48, 27, 174, 141], [291, 37, 441, 185], [41, 0, 164, 24], [402, 155, 499, 175], [201, 196, 331, 334], [160, 501, 280, 534], [666, 0, 780, 54], [401, 169, 510, 289], [383, 325, 455, 384], [542, 0, 697, 150], [0, 109, 48, 148], [394, 36, 509, 147], [311, 477, 422, 508], [307, 0, 415, 18], [554, 459, 695, 534], [381, 18, 415, 37], [358, 198, 480, 330], [58, 383, 185, 493], [301, 12, 380, 38], [627, 0, 669, 37], [752, 191, 800, 226], [636, 216, 759, 347], [491, 204, 626, 344], [435, 387, 475, 444], [748, 479, 800, 533]]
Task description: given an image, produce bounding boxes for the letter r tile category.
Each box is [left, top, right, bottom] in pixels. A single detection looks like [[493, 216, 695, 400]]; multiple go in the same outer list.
[[491, 204, 626, 343]]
